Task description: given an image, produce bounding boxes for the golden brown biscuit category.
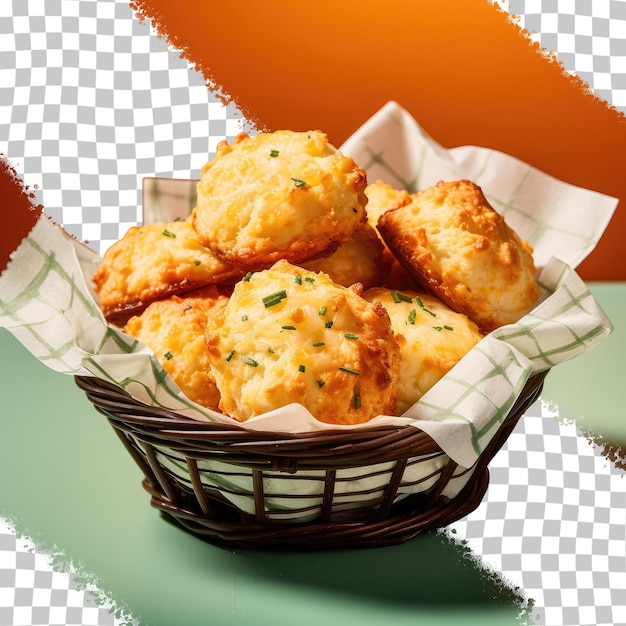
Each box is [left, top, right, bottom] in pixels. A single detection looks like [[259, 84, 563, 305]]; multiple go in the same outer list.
[[205, 260, 400, 425], [364, 180, 416, 290], [193, 130, 368, 270], [363, 288, 483, 413], [123, 286, 230, 410], [364, 180, 411, 231], [301, 222, 388, 290], [377, 180, 540, 333], [93, 217, 244, 324]]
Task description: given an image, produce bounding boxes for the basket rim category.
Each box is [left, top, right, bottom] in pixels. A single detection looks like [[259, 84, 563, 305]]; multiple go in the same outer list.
[[75, 370, 547, 445]]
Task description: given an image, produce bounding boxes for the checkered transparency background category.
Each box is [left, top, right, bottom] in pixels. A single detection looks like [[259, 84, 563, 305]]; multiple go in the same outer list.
[[0, 1, 625, 626]]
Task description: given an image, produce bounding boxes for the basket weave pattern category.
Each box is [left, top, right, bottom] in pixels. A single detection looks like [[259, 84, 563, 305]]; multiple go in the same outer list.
[[76, 372, 546, 549]]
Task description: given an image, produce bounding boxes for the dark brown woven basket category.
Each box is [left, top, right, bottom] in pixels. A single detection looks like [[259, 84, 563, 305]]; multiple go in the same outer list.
[[75, 371, 547, 550]]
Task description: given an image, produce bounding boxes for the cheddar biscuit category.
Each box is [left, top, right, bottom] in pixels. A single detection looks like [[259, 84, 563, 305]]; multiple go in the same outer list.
[[364, 180, 416, 290], [363, 288, 483, 413], [205, 260, 400, 425], [93, 217, 243, 323], [123, 286, 230, 410], [377, 180, 539, 332], [301, 222, 388, 290], [193, 130, 368, 270]]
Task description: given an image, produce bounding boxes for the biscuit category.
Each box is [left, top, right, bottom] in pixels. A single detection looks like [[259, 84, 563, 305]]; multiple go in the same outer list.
[[193, 130, 368, 270], [93, 217, 244, 324], [301, 222, 388, 290], [364, 180, 416, 290], [123, 286, 230, 410], [205, 260, 400, 425], [363, 287, 483, 413], [377, 180, 540, 333]]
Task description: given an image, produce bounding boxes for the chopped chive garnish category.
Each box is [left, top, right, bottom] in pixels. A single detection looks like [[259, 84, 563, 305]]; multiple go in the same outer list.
[[262, 289, 288, 308], [164, 351, 173, 360], [444, 325, 454, 331], [241, 314, 248, 322], [407, 309, 417, 325], [225, 349, 236, 362], [312, 341, 325, 347], [317, 380, 326, 388], [162, 229, 176, 238], [243, 271, 253, 282], [355, 395, 362, 409], [416, 296, 436, 317], [339, 366, 360, 375], [173, 217, 183, 222], [433, 326, 443, 331], [298, 364, 306, 373], [304, 276, 315, 283], [281, 325, 296, 330], [318, 305, 327, 316], [267, 347, 275, 354], [344, 333, 359, 340], [270, 149, 279, 157], [291, 177, 308, 188], [325, 320, 334, 329], [194, 260, 202, 266], [391, 292, 413, 303], [245, 358, 259, 367], [295, 274, 302, 285]]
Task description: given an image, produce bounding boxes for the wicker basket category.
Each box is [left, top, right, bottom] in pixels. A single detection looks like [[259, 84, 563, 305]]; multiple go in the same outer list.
[[75, 371, 547, 550]]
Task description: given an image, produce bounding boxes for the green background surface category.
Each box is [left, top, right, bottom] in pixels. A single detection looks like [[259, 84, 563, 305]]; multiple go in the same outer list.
[[0, 283, 623, 626]]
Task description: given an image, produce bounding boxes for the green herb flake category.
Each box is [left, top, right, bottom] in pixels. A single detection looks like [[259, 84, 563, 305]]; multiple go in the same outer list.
[[194, 260, 202, 266], [304, 276, 315, 283], [344, 333, 359, 340], [312, 341, 325, 348], [270, 149, 280, 157], [164, 351, 173, 360], [243, 271, 253, 282], [162, 228, 176, 238], [407, 309, 417, 325], [339, 366, 360, 375], [225, 349, 236, 362], [245, 358, 259, 367], [317, 380, 326, 388], [298, 364, 306, 373], [267, 347, 275, 354], [291, 177, 309, 188], [444, 325, 454, 331], [262, 289, 288, 308], [392, 292, 413, 304], [324, 320, 334, 329], [318, 305, 327, 316], [241, 314, 248, 322], [416, 296, 437, 317], [433, 326, 443, 331], [354, 395, 362, 409], [281, 325, 297, 331], [295, 274, 302, 285]]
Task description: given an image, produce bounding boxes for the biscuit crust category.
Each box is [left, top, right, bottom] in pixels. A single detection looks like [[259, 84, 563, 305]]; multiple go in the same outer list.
[[363, 287, 483, 413], [364, 180, 416, 290], [123, 286, 230, 410], [301, 223, 388, 290], [205, 260, 400, 425], [193, 131, 368, 270], [377, 180, 540, 333], [93, 217, 244, 324]]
